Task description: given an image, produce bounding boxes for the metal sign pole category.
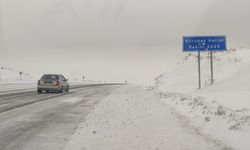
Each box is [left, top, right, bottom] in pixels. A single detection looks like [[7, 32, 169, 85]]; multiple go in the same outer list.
[[210, 51, 214, 84], [198, 51, 201, 89], [183, 36, 226, 89]]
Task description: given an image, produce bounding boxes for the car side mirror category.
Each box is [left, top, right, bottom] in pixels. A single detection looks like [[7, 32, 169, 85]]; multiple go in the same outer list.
[[64, 79, 68, 82]]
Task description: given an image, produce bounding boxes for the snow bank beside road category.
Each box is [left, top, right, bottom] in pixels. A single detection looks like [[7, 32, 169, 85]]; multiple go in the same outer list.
[[0, 83, 36, 94], [154, 48, 250, 149], [65, 86, 232, 150], [151, 88, 250, 149]]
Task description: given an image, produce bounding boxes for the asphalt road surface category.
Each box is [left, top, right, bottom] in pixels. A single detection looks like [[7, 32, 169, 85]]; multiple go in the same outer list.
[[0, 84, 122, 150]]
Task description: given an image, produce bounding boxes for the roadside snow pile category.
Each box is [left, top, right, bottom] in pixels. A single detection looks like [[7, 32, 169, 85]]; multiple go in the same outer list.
[[150, 88, 250, 150], [152, 88, 250, 131], [64, 86, 233, 150], [154, 48, 250, 149], [0, 66, 35, 83]]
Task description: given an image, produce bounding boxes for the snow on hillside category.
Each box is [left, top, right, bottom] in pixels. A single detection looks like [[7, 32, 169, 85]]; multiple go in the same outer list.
[[156, 48, 248, 93], [155, 48, 250, 108], [0, 66, 35, 83], [154, 48, 250, 149], [0, 66, 38, 93]]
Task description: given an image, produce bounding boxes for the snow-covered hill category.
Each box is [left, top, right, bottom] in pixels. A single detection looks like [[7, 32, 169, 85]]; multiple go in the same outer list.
[[0, 66, 35, 83], [154, 48, 250, 149], [155, 48, 250, 108]]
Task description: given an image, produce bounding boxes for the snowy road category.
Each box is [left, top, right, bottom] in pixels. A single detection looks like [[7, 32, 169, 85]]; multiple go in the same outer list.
[[0, 84, 122, 150], [0, 84, 236, 150]]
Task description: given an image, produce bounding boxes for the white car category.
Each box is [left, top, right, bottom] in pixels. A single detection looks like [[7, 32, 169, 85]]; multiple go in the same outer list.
[[37, 74, 69, 93]]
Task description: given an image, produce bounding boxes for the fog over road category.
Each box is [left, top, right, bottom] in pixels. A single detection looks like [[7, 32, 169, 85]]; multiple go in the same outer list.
[[0, 84, 121, 150]]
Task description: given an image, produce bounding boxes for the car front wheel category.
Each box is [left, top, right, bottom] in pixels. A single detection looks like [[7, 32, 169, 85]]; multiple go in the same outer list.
[[65, 86, 69, 92]]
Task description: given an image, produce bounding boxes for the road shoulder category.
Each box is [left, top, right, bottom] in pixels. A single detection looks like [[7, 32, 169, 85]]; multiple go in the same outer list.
[[64, 85, 233, 150]]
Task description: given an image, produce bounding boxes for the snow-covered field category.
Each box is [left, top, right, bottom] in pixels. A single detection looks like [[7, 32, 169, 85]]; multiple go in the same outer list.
[[65, 86, 233, 150], [155, 48, 250, 109], [0, 67, 91, 94], [0, 67, 35, 83], [154, 48, 250, 149], [0, 67, 37, 93], [64, 48, 250, 150]]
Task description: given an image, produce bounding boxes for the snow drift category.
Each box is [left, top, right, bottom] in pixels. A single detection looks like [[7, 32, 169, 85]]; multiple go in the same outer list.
[[65, 86, 233, 150], [154, 48, 250, 149]]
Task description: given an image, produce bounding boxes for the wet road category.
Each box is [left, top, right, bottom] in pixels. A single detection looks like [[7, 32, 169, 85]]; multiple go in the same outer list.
[[0, 84, 122, 150]]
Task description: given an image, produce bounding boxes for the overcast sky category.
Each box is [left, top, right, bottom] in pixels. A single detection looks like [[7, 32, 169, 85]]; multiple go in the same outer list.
[[1, 0, 250, 84]]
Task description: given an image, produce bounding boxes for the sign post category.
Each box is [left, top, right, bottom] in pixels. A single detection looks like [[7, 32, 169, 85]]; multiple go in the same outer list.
[[19, 71, 22, 80], [210, 51, 214, 84], [198, 51, 201, 89], [183, 36, 226, 89]]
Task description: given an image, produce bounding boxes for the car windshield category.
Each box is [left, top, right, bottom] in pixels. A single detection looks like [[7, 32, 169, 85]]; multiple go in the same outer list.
[[41, 75, 59, 81]]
